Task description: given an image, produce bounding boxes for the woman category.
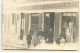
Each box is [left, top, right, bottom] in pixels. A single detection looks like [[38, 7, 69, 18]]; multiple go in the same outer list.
[[31, 31, 38, 47], [26, 32, 32, 48]]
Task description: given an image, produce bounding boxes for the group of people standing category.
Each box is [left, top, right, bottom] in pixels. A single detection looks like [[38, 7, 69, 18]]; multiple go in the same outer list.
[[26, 28, 53, 48]]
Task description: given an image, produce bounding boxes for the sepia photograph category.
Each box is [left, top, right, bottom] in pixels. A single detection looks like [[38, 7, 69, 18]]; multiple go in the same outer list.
[[1, 0, 79, 50]]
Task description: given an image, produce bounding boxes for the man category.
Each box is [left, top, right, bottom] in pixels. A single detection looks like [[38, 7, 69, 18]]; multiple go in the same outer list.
[[26, 32, 32, 48]]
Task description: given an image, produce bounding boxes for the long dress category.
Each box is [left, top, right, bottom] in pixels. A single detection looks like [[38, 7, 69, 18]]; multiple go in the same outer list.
[[26, 34, 32, 48], [31, 31, 38, 47]]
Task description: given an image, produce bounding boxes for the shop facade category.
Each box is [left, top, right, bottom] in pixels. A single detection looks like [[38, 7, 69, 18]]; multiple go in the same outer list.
[[2, 0, 79, 43]]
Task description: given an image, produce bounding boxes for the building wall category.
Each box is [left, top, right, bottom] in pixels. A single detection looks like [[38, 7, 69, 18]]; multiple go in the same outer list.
[[2, 1, 79, 42]]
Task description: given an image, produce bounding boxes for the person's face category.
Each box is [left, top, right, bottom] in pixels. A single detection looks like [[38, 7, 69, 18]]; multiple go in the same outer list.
[[40, 29, 42, 31], [50, 29, 52, 31]]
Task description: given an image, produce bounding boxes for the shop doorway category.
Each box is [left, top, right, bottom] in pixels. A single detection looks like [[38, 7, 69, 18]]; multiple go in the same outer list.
[[44, 12, 55, 43]]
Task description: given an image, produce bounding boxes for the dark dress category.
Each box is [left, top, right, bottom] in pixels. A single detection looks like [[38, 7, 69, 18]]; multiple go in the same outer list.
[[26, 34, 32, 48], [38, 31, 43, 36], [44, 31, 48, 42], [48, 31, 53, 43]]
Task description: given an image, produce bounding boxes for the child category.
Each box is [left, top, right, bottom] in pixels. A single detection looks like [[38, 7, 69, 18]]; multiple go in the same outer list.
[[60, 37, 65, 46], [40, 37, 46, 46]]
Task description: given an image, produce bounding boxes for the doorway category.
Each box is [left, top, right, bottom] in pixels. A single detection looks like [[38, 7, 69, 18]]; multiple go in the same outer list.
[[44, 12, 55, 43]]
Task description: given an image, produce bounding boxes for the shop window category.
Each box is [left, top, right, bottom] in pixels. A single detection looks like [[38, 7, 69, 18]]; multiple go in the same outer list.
[[31, 17, 38, 24], [62, 13, 76, 43], [31, 14, 39, 24]]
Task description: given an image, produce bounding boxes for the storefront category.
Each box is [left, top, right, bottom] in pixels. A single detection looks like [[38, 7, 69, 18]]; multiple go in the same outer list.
[[61, 12, 77, 43], [19, 12, 78, 43], [2, 0, 79, 43]]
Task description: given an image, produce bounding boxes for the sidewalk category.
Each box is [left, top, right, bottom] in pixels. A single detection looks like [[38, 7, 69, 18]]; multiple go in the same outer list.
[[2, 32, 28, 49], [2, 32, 78, 50]]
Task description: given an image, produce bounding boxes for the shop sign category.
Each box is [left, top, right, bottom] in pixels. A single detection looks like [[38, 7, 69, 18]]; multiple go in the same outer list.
[[63, 13, 77, 16]]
